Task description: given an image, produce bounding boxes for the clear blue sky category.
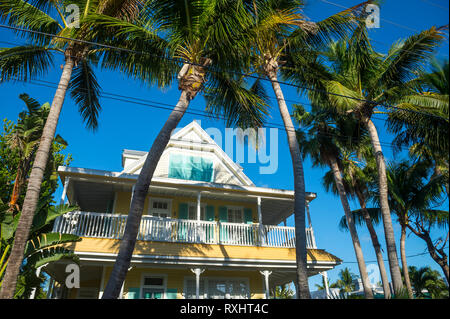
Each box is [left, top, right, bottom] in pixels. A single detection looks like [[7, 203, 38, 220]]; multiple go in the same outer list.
[[0, 0, 448, 291]]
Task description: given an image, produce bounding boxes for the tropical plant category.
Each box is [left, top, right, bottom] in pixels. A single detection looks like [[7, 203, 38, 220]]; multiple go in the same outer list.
[[93, 0, 270, 299], [236, 0, 366, 298], [4, 94, 68, 214], [388, 59, 449, 160], [286, 21, 447, 293], [384, 160, 448, 284], [271, 284, 295, 299], [0, 0, 147, 298], [294, 104, 374, 298], [0, 203, 81, 298], [334, 267, 357, 293], [330, 154, 391, 298], [406, 265, 449, 299]]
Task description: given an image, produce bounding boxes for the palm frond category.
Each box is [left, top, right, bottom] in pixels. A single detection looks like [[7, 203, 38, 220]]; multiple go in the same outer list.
[[0, 45, 54, 82], [69, 59, 102, 130]]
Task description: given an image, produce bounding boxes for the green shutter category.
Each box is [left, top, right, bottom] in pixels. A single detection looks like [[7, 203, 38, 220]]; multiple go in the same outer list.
[[244, 208, 253, 224], [219, 206, 228, 222], [178, 203, 188, 219], [127, 287, 140, 299], [206, 206, 215, 221], [166, 288, 178, 299]]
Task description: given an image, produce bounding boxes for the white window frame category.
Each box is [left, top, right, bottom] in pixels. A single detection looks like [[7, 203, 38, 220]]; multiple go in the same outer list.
[[183, 276, 250, 299], [147, 198, 172, 218], [187, 203, 207, 221], [140, 273, 168, 299], [226, 206, 244, 224]]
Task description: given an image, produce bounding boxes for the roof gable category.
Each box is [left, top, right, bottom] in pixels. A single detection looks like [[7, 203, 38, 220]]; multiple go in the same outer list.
[[121, 121, 254, 186]]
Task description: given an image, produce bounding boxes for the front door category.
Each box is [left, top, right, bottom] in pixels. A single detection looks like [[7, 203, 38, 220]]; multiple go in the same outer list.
[[148, 199, 172, 241]]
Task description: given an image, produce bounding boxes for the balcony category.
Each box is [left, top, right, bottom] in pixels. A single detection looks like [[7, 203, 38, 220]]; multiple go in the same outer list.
[[53, 211, 317, 249]]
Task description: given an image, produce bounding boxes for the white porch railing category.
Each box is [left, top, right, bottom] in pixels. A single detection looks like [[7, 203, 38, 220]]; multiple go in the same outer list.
[[53, 211, 317, 249]]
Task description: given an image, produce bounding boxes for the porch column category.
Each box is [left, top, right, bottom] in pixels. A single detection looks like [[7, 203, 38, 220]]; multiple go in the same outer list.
[[191, 268, 205, 299], [197, 192, 202, 220], [260, 270, 272, 299], [119, 266, 133, 299], [257, 197, 264, 246], [130, 184, 136, 207], [306, 201, 312, 228], [320, 271, 331, 299], [60, 177, 70, 205]]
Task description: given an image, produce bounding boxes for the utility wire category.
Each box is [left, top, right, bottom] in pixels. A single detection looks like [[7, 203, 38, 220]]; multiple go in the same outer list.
[[0, 24, 447, 121], [8, 75, 412, 152]]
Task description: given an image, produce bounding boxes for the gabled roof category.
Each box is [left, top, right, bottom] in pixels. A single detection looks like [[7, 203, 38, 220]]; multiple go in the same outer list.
[[120, 120, 254, 186]]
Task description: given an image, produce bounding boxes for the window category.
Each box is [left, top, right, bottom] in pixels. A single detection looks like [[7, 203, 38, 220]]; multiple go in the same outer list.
[[227, 207, 243, 223], [188, 204, 206, 220], [148, 199, 171, 218], [184, 278, 249, 299], [168, 153, 214, 182], [142, 275, 166, 299]]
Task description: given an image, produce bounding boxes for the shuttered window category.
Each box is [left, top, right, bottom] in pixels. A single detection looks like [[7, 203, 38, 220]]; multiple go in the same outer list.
[[168, 153, 213, 182]]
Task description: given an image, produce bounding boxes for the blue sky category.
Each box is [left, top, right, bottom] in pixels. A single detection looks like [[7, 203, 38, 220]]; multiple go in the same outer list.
[[0, 0, 448, 291]]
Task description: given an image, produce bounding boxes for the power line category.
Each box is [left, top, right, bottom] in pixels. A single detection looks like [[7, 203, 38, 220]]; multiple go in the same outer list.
[[9, 75, 412, 152], [0, 24, 447, 121], [319, 0, 450, 37]]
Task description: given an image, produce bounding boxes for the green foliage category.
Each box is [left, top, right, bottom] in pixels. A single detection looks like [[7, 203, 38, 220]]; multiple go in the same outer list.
[[0, 94, 78, 298]]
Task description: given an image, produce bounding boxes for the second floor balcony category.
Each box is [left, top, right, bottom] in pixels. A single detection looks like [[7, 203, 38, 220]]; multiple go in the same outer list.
[[53, 211, 317, 249]]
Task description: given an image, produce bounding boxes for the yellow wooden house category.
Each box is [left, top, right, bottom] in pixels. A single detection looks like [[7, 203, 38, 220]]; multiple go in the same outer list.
[[44, 121, 341, 299]]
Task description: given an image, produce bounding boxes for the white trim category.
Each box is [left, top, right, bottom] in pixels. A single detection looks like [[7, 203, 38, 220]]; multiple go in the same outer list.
[[147, 197, 173, 218], [58, 165, 318, 201], [70, 251, 341, 269], [183, 275, 250, 299], [140, 273, 168, 299]]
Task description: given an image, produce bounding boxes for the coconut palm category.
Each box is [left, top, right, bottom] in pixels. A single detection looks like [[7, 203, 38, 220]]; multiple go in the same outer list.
[[294, 104, 374, 298], [335, 267, 357, 293], [0, 0, 147, 299], [237, 0, 365, 298], [285, 23, 447, 293], [407, 265, 448, 298], [328, 154, 391, 298], [92, 0, 270, 299]]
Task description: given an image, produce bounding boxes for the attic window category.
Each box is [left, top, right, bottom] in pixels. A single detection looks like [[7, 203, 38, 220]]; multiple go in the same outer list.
[[168, 153, 213, 182]]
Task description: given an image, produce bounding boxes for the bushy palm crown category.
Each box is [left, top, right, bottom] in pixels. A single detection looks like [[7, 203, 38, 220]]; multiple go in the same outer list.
[[86, 0, 270, 129], [284, 22, 447, 123], [388, 59, 449, 157], [0, 0, 146, 130]]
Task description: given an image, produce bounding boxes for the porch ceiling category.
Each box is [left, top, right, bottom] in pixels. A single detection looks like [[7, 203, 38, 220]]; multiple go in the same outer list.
[[67, 178, 298, 225]]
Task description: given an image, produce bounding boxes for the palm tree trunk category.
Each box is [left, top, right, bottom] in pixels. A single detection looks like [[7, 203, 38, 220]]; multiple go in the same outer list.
[[364, 118, 404, 293], [102, 90, 191, 299], [329, 157, 374, 299], [267, 71, 310, 299], [355, 189, 391, 298], [400, 224, 414, 298], [0, 55, 75, 299]]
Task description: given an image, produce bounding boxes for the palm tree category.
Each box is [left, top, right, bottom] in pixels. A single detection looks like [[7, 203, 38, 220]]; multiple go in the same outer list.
[[407, 265, 448, 298], [335, 267, 357, 293], [94, 0, 270, 299], [328, 154, 391, 298], [0, 0, 146, 299], [286, 23, 447, 293], [294, 104, 374, 298], [5, 94, 67, 214], [239, 0, 364, 298], [388, 59, 449, 161]]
